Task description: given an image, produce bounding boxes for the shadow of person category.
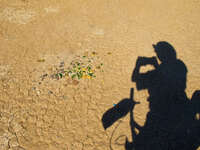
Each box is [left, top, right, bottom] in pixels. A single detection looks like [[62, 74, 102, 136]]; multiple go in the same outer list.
[[185, 90, 200, 150], [101, 41, 199, 150], [129, 41, 199, 150]]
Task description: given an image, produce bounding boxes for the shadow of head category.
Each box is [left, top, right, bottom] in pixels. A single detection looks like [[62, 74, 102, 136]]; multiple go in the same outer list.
[[153, 41, 177, 63]]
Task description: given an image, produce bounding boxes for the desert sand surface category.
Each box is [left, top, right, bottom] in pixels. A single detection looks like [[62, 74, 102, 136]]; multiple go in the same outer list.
[[0, 0, 200, 150]]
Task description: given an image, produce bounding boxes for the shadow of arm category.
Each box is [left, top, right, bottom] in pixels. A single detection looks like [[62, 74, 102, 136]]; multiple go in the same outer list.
[[132, 57, 157, 90]]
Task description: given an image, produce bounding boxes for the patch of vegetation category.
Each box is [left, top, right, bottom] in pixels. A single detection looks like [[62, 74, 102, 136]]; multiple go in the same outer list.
[[49, 51, 104, 81]]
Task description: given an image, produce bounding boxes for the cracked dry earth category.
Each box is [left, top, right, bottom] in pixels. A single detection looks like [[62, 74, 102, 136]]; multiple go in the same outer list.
[[0, 0, 200, 150]]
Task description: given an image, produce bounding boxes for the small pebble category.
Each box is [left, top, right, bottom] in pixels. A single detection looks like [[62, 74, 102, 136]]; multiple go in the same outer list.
[[59, 61, 65, 68], [32, 87, 36, 90], [62, 95, 68, 100], [36, 90, 41, 95], [48, 90, 53, 94]]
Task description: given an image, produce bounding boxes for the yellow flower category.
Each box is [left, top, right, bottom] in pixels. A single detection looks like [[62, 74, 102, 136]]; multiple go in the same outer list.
[[82, 68, 86, 71], [65, 74, 69, 78], [82, 75, 87, 79], [89, 69, 94, 73], [92, 51, 97, 56], [87, 75, 91, 79], [102, 80, 104, 84], [37, 59, 45, 62]]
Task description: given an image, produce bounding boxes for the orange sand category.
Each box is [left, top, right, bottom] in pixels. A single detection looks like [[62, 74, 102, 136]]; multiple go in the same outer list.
[[0, 0, 200, 149]]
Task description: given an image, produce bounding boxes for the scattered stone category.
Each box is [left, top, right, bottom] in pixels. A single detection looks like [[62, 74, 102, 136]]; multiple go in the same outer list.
[[40, 74, 48, 81], [48, 90, 53, 95], [36, 90, 41, 96], [62, 95, 68, 100], [59, 61, 65, 68]]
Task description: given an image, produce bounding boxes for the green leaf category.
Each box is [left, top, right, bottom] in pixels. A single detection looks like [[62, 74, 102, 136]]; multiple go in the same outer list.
[[77, 71, 83, 79], [59, 73, 63, 78], [88, 73, 93, 77], [72, 74, 76, 79], [87, 66, 91, 71]]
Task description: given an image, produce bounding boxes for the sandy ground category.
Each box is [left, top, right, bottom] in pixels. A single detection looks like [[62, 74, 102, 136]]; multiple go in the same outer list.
[[0, 0, 200, 150]]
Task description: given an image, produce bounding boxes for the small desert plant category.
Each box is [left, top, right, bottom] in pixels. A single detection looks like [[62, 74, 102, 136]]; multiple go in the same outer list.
[[50, 51, 103, 81]]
